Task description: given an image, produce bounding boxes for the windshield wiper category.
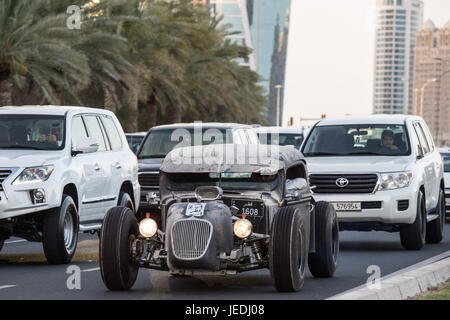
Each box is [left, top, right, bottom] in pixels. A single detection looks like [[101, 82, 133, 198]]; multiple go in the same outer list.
[[0, 145, 50, 150]]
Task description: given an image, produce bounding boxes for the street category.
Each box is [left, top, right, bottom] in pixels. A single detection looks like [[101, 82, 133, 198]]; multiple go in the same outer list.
[[1, 224, 449, 300]]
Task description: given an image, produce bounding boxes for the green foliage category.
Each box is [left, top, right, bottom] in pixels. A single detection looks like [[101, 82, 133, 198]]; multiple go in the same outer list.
[[0, 0, 267, 128]]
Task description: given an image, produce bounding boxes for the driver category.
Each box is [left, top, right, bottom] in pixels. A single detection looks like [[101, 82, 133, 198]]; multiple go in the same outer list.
[[379, 130, 400, 154]]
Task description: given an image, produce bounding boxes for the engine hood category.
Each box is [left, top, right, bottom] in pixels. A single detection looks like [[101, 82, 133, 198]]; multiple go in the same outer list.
[[306, 156, 412, 174], [0, 149, 64, 168], [138, 157, 164, 172]]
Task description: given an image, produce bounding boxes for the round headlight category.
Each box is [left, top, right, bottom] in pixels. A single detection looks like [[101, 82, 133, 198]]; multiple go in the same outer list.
[[139, 218, 158, 238], [233, 219, 253, 239]]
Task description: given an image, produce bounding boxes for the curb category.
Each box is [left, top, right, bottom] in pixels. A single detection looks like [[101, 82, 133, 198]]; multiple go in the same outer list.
[[328, 256, 450, 300]]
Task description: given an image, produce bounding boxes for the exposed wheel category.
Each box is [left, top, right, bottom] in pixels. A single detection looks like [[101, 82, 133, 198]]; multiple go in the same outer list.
[[426, 188, 445, 244], [269, 207, 307, 292], [42, 195, 79, 264], [308, 201, 339, 277], [118, 191, 134, 212], [400, 191, 426, 250], [99, 206, 139, 291]]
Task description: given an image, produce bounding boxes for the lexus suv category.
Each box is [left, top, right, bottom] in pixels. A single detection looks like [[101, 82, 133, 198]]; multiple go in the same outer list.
[[301, 115, 445, 250], [0, 106, 139, 264], [137, 123, 259, 223]]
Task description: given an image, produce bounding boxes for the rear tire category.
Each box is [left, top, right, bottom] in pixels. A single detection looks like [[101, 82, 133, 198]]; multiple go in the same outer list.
[[426, 188, 445, 244], [400, 191, 426, 250], [269, 207, 307, 292], [308, 201, 339, 277], [42, 195, 79, 264], [99, 206, 139, 291]]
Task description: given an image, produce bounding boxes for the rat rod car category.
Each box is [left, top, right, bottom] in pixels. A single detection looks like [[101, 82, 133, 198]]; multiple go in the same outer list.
[[99, 144, 339, 292]]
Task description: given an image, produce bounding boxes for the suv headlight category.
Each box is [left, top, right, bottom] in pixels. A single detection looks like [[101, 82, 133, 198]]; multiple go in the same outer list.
[[378, 172, 412, 191], [13, 166, 54, 185]]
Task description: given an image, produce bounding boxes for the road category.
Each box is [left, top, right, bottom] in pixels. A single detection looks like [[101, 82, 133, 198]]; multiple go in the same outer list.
[[1, 223, 449, 300]]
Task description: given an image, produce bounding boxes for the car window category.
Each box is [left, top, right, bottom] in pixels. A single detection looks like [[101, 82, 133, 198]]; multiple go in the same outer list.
[[441, 153, 450, 172], [419, 122, 435, 152], [413, 122, 430, 155], [101, 116, 123, 151], [302, 124, 410, 156], [246, 129, 259, 144], [71, 116, 88, 148], [83, 115, 108, 152]]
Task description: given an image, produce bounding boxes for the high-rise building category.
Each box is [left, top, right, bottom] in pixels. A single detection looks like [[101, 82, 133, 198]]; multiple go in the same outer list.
[[247, 0, 291, 126], [373, 0, 424, 115], [412, 20, 450, 146]]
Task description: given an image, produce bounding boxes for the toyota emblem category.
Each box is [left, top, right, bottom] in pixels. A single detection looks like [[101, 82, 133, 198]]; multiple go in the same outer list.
[[336, 178, 349, 188]]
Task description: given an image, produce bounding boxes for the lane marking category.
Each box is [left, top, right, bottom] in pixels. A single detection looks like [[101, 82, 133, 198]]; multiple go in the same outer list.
[[327, 249, 450, 299], [5, 240, 26, 244], [0, 285, 16, 290], [81, 267, 100, 273]]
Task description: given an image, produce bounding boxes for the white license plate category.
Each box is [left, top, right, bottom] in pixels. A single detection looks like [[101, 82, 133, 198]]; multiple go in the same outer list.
[[332, 202, 361, 212]]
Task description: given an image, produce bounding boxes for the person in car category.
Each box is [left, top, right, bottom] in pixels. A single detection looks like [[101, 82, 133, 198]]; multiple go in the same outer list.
[[379, 130, 401, 154]]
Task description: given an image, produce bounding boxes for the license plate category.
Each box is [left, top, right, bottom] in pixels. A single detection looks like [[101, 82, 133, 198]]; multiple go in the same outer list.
[[231, 199, 264, 218], [332, 202, 361, 212], [185, 203, 206, 217]]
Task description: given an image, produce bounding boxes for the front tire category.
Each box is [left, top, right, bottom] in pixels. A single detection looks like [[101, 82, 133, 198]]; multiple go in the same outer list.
[[99, 206, 139, 291], [269, 207, 307, 292], [42, 195, 79, 264], [308, 201, 339, 277], [426, 188, 445, 244], [400, 191, 426, 250]]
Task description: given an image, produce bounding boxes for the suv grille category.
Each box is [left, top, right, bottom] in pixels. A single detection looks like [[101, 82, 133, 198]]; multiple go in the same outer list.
[[138, 173, 159, 189], [0, 170, 12, 192], [310, 174, 379, 194], [171, 219, 212, 260]]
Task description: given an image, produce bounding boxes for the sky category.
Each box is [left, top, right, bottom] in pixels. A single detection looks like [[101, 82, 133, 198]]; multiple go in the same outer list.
[[283, 0, 450, 127]]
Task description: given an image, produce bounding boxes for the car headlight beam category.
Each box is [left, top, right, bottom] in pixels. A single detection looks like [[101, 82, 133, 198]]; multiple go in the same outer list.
[[139, 218, 158, 238], [233, 219, 253, 239]]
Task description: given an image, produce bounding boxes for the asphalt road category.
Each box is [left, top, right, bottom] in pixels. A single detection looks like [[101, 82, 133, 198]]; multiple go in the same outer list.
[[1, 223, 449, 300]]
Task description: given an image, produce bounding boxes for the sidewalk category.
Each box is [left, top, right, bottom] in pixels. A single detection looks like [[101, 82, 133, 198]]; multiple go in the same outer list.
[[328, 252, 450, 300]]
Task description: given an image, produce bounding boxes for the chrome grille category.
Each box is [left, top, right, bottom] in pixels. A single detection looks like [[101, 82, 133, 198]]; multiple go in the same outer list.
[[0, 170, 11, 192], [171, 219, 212, 260], [310, 174, 379, 194]]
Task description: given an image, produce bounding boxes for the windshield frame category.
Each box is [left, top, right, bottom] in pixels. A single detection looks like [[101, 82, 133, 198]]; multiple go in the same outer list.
[[0, 113, 67, 151], [301, 122, 412, 157]]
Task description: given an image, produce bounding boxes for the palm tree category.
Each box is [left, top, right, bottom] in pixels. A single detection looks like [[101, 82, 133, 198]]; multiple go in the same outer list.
[[0, 0, 91, 106]]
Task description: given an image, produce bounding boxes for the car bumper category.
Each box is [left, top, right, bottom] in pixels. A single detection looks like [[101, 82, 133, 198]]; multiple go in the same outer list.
[[0, 173, 61, 220], [312, 186, 418, 225]]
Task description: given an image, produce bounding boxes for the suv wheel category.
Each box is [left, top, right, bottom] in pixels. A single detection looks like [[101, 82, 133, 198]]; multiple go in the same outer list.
[[42, 195, 79, 264], [400, 191, 426, 250], [118, 192, 134, 212], [308, 201, 339, 277], [269, 207, 307, 292], [425, 188, 445, 244], [99, 206, 139, 291]]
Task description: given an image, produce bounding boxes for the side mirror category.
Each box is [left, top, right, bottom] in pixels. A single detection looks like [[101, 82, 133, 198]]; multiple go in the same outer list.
[[72, 137, 99, 155], [417, 145, 424, 159]]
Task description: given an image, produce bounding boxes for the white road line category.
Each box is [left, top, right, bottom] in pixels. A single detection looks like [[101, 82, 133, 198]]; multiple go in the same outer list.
[[0, 285, 16, 290], [327, 249, 450, 299], [82, 267, 100, 273], [5, 240, 26, 244]]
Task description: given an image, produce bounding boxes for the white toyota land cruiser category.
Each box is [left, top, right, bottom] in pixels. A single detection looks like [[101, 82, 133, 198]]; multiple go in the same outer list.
[[0, 106, 140, 263], [301, 115, 445, 250]]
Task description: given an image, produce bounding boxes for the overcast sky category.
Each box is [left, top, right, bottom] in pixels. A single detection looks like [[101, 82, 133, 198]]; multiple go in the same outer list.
[[283, 0, 450, 126]]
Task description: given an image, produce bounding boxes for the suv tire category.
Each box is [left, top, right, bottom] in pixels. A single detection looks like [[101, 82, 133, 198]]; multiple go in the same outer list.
[[308, 201, 339, 277], [42, 194, 79, 264], [400, 191, 426, 250], [99, 206, 139, 291], [118, 191, 134, 212], [426, 188, 445, 244], [269, 207, 307, 292]]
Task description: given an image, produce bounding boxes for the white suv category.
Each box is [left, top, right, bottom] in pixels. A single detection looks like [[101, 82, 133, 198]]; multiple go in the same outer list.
[[0, 106, 140, 263], [302, 115, 445, 250]]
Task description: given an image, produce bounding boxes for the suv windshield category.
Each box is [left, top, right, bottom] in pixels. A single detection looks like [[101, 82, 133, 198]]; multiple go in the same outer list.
[[259, 133, 304, 150], [0, 114, 65, 150], [138, 128, 227, 159], [302, 124, 410, 157]]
